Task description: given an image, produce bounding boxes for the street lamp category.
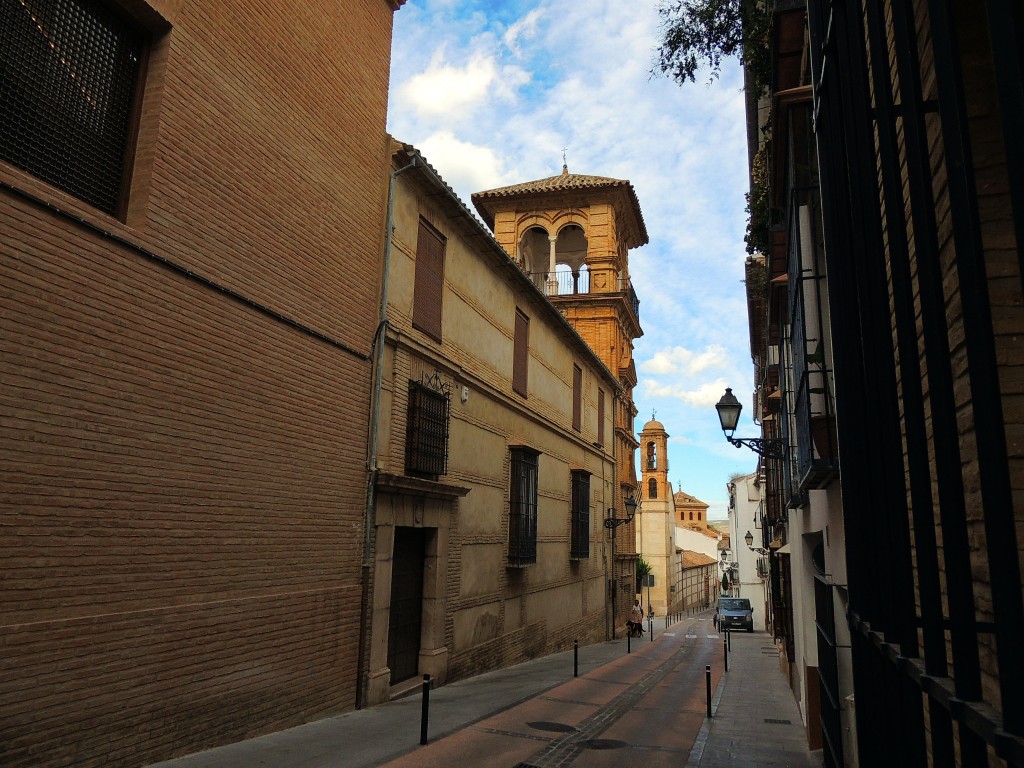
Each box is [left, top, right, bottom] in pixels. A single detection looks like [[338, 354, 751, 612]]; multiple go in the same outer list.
[[606, 493, 639, 639], [744, 529, 771, 556], [715, 388, 786, 459]]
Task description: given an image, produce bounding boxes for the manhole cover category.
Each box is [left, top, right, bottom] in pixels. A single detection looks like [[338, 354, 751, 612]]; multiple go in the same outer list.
[[527, 721, 577, 733], [764, 718, 792, 725], [579, 739, 628, 750]]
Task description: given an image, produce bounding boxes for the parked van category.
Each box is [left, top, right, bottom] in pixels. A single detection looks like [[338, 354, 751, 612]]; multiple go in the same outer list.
[[715, 597, 754, 632]]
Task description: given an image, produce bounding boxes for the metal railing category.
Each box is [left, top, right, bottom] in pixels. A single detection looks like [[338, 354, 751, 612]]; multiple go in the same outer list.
[[526, 270, 640, 324]]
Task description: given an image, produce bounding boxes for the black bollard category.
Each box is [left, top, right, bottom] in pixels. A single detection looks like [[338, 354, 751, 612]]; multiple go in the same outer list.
[[574, 639, 579, 678], [724, 632, 729, 672], [728, 628, 732, 651], [420, 674, 431, 745], [705, 665, 712, 717], [627, 629, 631, 654]]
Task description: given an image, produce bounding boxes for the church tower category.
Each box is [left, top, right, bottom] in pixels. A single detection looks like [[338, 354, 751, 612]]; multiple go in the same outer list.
[[473, 165, 647, 625], [640, 415, 669, 504], [638, 416, 676, 616]]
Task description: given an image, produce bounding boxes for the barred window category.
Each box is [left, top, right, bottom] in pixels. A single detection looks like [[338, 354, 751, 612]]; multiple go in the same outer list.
[[508, 447, 538, 567], [405, 381, 449, 479], [1, 0, 148, 216], [570, 470, 590, 560]]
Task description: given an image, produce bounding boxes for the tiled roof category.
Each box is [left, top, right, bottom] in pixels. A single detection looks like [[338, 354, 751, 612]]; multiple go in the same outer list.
[[675, 491, 709, 507], [471, 166, 649, 247], [473, 168, 632, 197], [681, 551, 718, 568]]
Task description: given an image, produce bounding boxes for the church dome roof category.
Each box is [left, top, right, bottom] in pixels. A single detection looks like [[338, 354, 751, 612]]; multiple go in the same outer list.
[[642, 418, 665, 432]]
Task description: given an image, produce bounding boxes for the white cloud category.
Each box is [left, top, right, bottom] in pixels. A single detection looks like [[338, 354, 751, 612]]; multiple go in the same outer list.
[[503, 8, 544, 55], [398, 49, 499, 120], [640, 345, 728, 376], [641, 378, 731, 408], [415, 131, 508, 196]]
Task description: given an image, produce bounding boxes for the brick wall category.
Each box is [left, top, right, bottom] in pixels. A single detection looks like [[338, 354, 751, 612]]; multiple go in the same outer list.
[[1, 0, 395, 764]]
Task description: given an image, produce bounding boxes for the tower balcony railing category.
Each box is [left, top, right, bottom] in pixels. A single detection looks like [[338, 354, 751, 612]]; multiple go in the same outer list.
[[526, 270, 641, 323]]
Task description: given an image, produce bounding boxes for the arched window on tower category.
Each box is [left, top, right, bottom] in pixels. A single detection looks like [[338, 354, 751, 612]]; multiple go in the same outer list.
[[646, 442, 656, 470], [697, 511, 702, 521], [648, 477, 658, 499], [689, 511, 694, 521]]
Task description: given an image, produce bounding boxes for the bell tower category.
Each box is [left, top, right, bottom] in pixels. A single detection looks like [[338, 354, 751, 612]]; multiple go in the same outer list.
[[639, 415, 669, 504], [473, 165, 648, 625], [638, 416, 674, 615], [472, 164, 647, 498]]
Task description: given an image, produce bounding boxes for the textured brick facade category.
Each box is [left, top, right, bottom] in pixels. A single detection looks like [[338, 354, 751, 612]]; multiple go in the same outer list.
[[363, 145, 617, 697], [1, 1, 397, 765]]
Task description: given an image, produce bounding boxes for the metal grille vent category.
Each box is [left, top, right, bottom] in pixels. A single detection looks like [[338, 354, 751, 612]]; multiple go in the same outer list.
[[508, 447, 538, 566], [405, 378, 450, 478], [1, 0, 146, 215]]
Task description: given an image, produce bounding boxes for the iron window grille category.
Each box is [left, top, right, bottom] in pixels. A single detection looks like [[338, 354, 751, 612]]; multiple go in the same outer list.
[[405, 375, 450, 479], [1, 0, 148, 216], [570, 470, 590, 560], [508, 447, 538, 567]]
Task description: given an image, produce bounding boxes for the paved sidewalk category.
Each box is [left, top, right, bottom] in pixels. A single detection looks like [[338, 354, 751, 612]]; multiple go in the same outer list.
[[688, 629, 820, 767], [150, 612, 820, 768]]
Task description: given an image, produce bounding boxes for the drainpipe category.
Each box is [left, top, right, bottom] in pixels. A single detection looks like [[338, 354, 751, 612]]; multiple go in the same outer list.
[[356, 154, 416, 709]]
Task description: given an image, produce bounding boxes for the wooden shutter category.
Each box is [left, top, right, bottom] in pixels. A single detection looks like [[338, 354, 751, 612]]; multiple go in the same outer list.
[[413, 219, 445, 341], [572, 365, 582, 431], [513, 309, 529, 396], [597, 388, 605, 445]]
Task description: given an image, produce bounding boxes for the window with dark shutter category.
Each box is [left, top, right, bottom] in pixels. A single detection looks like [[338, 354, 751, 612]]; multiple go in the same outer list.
[[513, 308, 529, 396], [508, 447, 538, 566], [597, 388, 605, 446], [405, 379, 449, 478], [570, 470, 590, 560], [572, 365, 582, 432], [1, 0, 148, 216], [413, 218, 445, 341]]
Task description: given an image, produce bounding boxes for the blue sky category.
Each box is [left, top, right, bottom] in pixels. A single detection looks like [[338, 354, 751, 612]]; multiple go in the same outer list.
[[387, 0, 760, 519]]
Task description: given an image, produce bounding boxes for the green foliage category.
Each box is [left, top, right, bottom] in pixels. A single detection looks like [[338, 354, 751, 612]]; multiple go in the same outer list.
[[744, 139, 770, 256], [636, 555, 653, 584], [653, 0, 772, 94], [744, 254, 768, 300]]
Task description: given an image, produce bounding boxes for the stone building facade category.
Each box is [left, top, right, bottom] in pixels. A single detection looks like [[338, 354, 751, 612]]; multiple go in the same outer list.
[[1, 1, 402, 765], [472, 168, 647, 632], [363, 142, 620, 703]]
